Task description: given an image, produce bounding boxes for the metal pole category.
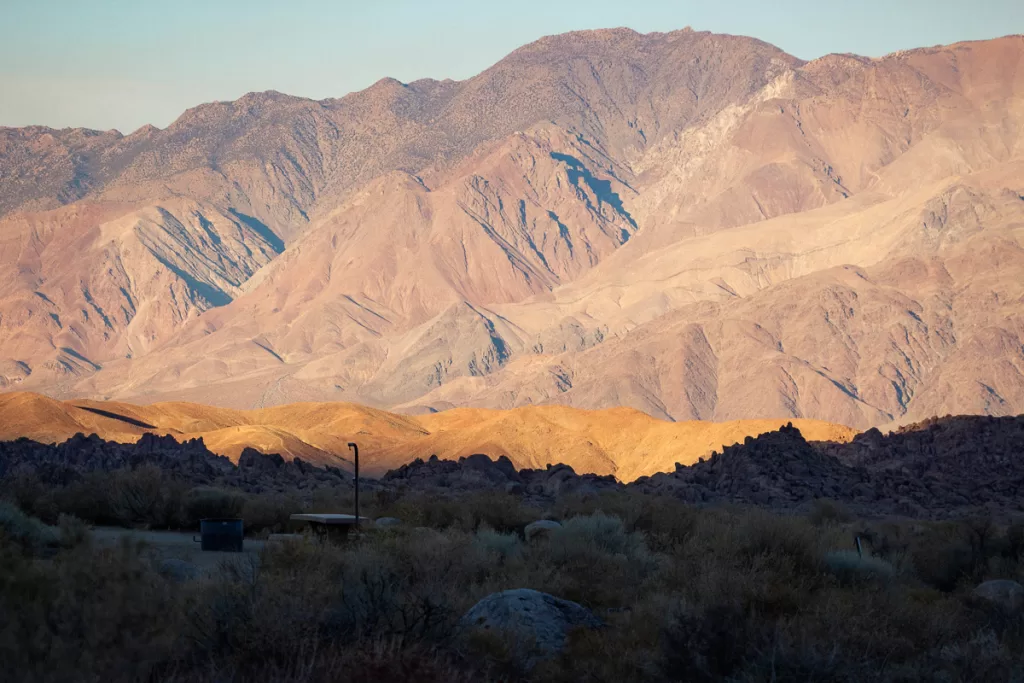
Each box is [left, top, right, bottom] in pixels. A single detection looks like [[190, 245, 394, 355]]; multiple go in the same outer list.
[[348, 442, 359, 529]]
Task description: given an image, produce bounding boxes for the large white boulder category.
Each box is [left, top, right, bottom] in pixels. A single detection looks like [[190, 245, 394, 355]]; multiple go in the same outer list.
[[524, 519, 562, 543], [973, 579, 1024, 613], [459, 588, 601, 669]]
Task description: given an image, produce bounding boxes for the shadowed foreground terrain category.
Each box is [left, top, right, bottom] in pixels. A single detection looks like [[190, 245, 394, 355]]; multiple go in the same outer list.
[[1, 477, 1023, 681], [1, 417, 1023, 681]]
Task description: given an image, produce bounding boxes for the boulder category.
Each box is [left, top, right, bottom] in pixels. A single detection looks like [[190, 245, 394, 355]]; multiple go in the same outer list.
[[459, 588, 601, 669], [524, 519, 562, 542], [504, 482, 525, 495], [158, 558, 200, 583], [973, 580, 1024, 613], [494, 455, 522, 482], [542, 464, 580, 497], [238, 448, 286, 472]]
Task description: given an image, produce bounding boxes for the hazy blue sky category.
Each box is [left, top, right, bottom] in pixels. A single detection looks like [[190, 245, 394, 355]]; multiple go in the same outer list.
[[3, 0, 1023, 133]]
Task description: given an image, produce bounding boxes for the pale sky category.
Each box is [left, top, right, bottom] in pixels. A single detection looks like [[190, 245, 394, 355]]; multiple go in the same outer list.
[[2, 0, 1023, 133]]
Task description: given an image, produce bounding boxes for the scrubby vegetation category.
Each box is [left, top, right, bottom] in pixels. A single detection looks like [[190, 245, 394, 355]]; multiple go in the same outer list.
[[1, 483, 1023, 682], [1, 466, 301, 534]]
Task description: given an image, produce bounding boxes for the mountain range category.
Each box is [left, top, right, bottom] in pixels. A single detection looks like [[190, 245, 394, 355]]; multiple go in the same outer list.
[[2, 27, 1023, 431]]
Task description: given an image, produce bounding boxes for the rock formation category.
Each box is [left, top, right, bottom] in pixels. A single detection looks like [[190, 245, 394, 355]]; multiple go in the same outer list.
[[2, 416, 1022, 518]]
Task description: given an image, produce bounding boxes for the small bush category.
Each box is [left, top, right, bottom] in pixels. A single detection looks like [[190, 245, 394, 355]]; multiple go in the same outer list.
[[660, 604, 760, 682], [0, 501, 59, 551], [57, 514, 91, 548], [729, 509, 824, 572], [537, 512, 657, 607], [109, 466, 186, 528], [553, 512, 648, 558], [908, 529, 975, 591], [378, 492, 535, 535], [241, 493, 297, 533], [1004, 522, 1024, 560], [0, 468, 45, 512], [182, 486, 246, 526], [823, 549, 896, 584], [474, 528, 522, 563], [809, 498, 854, 525], [38, 472, 118, 525]]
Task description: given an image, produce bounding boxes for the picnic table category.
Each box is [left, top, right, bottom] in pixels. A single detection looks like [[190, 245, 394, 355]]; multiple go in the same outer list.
[[289, 513, 371, 542]]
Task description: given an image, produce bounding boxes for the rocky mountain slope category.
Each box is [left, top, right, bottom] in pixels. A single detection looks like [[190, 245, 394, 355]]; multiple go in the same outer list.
[[1, 28, 1023, 429]]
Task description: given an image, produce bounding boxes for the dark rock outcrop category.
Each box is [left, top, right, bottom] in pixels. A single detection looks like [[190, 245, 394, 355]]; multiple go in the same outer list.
[[0, 432, 353, 494], [2, 415, 1023, 519], [379, 454, 620, 499], [634, 419, 1024, 518]]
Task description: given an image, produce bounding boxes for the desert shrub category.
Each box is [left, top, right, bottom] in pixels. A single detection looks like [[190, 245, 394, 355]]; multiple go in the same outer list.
[[0, 468, 45, 512], [57, 513, 91, 548], [809, 497, 854, 525], [182, 486, 247, 526], [551, 493, 698, 548], [964, 515, 999, 562], [920, 627, 1024, 682], [183, 534, 458, 675], [552, 491, 644, 524], [109, 465, 186, 528], [553, 512, 647, 557], [331, 560, 454, 642], [635, 496, 700, 550], [460, 493, 535, 534], [3, 483, 1024, 682], [863, 519, 1017, 591], [241, 492, 298, 533], [387, 493, 449, 530], [307, 487, 355, 514], [727, 509, 824, 573], [823, 549, 896, 584], [535, 512, 657, 607], [381, 492, 535, 534], [184, 539, 341, 663], [0, 501, 59, 551], [659, 603, 761, 682], [474, 528, 522, 563], [532, 593, 667, 682], [210, 638, 473, 683], [908, 530, 975, 591], [1005, 522, 1024, 560], [14, 471, 119, 526], [653, 507, 835, 621], [378, 494, 461, 529], [0, 535, 181, 682]]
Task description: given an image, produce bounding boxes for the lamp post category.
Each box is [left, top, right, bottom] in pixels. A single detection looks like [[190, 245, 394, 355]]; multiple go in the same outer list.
[[348, 442, 359, 528]]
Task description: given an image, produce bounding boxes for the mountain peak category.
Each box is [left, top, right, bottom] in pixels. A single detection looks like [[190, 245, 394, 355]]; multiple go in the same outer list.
[[1, 32, 1023, 429]]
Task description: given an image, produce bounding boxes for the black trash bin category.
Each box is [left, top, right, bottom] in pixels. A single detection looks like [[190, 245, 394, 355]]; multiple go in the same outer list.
[[196, 518, 244, 552]]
